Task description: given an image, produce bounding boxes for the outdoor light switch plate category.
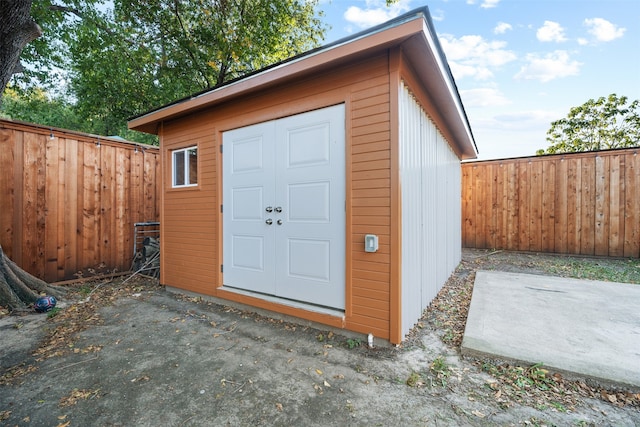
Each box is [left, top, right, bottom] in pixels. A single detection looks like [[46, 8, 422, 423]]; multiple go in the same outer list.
[[364, 234, 379, 253]]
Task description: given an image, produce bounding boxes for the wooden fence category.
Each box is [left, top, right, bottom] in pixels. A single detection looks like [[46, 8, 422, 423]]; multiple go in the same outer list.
[[0, 119, 160, 282], [462, 148, 640, 258]]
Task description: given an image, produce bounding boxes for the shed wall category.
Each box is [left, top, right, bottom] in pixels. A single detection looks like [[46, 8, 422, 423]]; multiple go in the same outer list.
[[160, 53, 393, 339], [399, 82, 462, 338]]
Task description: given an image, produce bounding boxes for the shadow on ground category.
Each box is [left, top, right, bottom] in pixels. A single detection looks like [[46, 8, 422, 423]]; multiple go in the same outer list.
[[1, 250, 639, 426]]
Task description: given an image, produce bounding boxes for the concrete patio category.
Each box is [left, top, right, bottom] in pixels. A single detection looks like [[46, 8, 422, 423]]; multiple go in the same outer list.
[[462, 271, 640, 389]]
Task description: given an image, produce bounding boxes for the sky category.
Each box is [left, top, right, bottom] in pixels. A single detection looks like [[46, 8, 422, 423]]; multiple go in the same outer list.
[[317, 0, 640, 160]]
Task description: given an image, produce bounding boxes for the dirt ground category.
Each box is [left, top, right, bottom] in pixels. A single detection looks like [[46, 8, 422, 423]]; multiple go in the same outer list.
[[1, 249, 639, 426]]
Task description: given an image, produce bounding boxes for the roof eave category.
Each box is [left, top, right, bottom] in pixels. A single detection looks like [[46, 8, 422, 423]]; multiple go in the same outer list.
[[128, 7, 478, 160], [406, 21, 477, 159]]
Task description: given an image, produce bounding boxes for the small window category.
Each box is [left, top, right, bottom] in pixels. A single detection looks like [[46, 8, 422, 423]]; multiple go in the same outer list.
[[172, 146, 198, 187]]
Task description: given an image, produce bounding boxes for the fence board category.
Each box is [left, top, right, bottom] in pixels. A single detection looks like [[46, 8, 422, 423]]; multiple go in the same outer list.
[[461, 165, 473, 247], [594, 155, 609, 256], [23, 132, 45, 276], [83, 141, 100, 269], [517, 161, 530, 251], [0, 119, 160, 281], [56, 139, 66, 279], [554, 158, 568, 253], [462, 148, 640, 258], [580, 158, 595, 255], [505, 162, 518, 250], [624, 153, 640, 257], [45, 136, 59, 280], [541, 160, 555, 252], [0, 129, 14, 259], [75, 140, 85, 276], [496, 164, 508, 249], [566, 158, 581, 253], [100, 144, 116, 269], [609, 155, 623, 257]]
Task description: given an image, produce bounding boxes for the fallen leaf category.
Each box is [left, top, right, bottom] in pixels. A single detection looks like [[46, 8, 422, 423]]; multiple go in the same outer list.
[[315, 369, 323, 375], [471, 410, 486, 418], [57, 421, 71, 427], [275, 403, 283, 411], [59, 388, 101, 407]]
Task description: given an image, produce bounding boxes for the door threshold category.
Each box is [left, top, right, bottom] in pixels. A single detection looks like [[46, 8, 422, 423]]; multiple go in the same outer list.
[[221, 286, 345, 318]]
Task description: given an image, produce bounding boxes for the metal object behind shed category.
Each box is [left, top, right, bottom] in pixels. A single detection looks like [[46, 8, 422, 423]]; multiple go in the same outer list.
[[132, 222, 160, 277]]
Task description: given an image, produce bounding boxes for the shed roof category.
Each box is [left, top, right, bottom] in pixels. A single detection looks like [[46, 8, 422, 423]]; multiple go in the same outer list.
[[128, 6, 477, 159]]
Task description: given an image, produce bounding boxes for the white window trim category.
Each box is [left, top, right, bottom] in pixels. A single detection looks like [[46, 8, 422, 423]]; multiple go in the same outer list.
[[172, 146, 198, 188]]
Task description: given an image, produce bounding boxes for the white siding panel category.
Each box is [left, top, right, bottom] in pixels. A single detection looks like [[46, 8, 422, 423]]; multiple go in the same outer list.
[[399, 82, 463, 338]]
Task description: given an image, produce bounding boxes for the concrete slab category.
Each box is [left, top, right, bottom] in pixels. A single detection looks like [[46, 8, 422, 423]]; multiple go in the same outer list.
[[462, 271, 640, 390]]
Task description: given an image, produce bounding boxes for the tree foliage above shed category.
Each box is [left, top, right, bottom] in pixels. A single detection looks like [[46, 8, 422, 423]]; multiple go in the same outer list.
[[3, 0, 326, 142]]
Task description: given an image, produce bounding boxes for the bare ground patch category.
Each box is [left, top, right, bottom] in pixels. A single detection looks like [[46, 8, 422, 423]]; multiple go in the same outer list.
[[1, 250, 639, 426]]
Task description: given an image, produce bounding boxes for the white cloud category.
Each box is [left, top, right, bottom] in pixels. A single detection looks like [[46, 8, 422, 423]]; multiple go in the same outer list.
[[343, 0, 412, 29], [515, 50, 582, 83], [480, 0, 500, 8], [467, 0, 500, 8], [460, 88, 511, 107], [494, 22, 512, 35], [584, 18, 626, 42], [471, 109, 560, 159], [450, 63, 495, 80], [473, 109, 558, 132], [439, 34, 517, 80], [536, 21, 567, 42], [431, 9, 445, 22]]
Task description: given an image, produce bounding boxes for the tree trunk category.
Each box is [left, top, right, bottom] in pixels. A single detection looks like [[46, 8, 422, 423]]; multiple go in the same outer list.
[[0, 244, 66, 312], [0, 0, 41, 101]]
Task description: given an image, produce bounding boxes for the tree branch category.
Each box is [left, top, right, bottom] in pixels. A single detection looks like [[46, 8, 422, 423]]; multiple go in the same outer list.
[[172, 0, 211, 88]]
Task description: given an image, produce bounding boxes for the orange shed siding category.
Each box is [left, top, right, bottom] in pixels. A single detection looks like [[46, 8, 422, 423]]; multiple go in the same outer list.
[[161, 114, 218, 296], [160, 53, 393, 339], [346, 66, 391, 338]]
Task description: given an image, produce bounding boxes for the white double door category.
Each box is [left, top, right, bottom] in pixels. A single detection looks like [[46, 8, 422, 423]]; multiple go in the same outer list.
[[222, 105, 345, 309]]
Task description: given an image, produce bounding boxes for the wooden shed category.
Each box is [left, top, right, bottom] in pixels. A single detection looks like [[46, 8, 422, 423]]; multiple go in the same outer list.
[[129, 7, 477, 344]]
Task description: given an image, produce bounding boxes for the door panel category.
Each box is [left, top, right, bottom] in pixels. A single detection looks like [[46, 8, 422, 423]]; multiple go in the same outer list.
[[288, 239, 331, 281], [287, 182, 330, 222], [275, 105, 345, 309], [223, 122, 276, 294], [223, 104, 345, 309], [231, 235, 264, 271], [231, 187, 263, 220], [287, 124, 331, 167]]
